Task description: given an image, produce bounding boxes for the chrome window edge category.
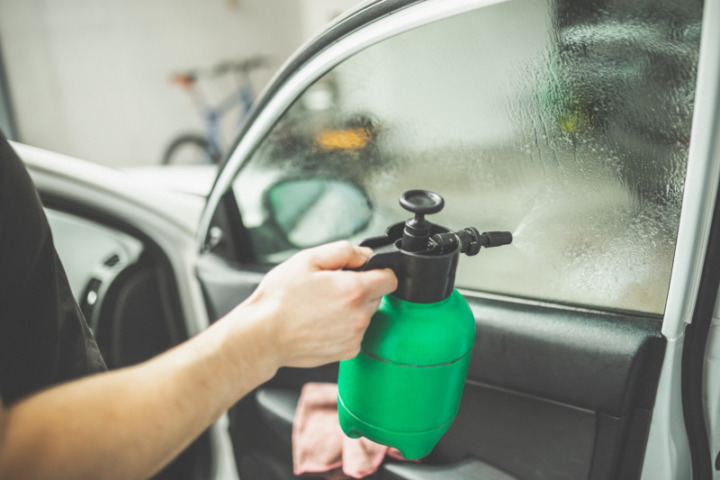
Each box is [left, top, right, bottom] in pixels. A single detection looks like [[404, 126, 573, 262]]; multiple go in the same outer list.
[[196, 0, 509, 251]]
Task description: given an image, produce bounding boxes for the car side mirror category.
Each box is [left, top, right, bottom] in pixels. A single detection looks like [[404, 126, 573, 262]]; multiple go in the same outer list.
[[265, 178, 372, 249]]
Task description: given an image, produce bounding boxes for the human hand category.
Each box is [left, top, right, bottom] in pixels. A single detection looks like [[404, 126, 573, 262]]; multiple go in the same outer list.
[[240, 241, 397, 369]]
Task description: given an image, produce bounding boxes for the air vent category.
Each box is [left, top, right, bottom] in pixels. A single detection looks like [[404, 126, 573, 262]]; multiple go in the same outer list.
[[104, 254, 121, 267]]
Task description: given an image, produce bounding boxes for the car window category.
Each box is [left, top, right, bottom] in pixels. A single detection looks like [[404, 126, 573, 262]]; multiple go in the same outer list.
[[231, 0, 703, 315]]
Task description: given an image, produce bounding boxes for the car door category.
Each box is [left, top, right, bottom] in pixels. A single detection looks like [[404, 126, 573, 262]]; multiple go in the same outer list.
[[195, 0, 720, 479], [19, 145, 239, 480]]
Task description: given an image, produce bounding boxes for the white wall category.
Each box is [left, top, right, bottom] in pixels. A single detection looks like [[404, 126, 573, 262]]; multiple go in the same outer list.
[[299, 0, 361, 39], [0, 0, 354, 166]]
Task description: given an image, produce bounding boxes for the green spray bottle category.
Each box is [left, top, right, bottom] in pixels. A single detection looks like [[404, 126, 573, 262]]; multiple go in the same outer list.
[[338, 190, 512, 460]]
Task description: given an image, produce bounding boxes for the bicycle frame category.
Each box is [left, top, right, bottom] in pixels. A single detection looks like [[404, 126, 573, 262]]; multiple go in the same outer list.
[[201, 84, 255, 159], [164, 56, 269, 165]]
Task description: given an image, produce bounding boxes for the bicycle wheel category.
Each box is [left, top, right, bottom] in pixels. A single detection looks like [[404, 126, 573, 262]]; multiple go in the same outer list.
[[161, 134, 220, 165]]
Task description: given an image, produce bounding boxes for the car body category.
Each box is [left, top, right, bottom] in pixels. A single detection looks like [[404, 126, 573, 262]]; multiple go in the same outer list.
[[12, 0, 720, 478]]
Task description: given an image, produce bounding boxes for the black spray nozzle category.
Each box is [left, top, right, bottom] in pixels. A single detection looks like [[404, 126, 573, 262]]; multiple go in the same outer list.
[[479, 231, 513, 248], [430, 229, 513, 256]]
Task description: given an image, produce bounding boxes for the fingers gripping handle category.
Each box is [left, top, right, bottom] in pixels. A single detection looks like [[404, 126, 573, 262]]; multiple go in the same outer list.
[[352, 243, 401, 273]]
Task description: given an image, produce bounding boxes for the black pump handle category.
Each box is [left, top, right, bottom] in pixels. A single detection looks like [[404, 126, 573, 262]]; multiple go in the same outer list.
[[400, 190, 444, 252]]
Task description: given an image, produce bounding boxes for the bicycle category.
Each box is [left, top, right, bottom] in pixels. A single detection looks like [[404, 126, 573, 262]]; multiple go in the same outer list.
[[162, 55, 269, 165]]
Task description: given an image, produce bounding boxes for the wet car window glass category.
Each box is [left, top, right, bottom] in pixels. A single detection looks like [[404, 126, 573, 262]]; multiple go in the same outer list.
[[233, 0, 703, 314]]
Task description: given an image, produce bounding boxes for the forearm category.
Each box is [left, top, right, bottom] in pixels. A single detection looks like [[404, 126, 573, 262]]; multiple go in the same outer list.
[[0, 241, 396, 480], [0, 305, 278, 480]]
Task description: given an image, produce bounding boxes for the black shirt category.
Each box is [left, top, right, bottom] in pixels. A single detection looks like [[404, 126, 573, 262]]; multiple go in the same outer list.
[[0, 134, 106, 405]]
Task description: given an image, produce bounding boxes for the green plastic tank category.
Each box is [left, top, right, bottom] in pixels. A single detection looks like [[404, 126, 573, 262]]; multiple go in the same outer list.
[[338, 190, 512, 459]]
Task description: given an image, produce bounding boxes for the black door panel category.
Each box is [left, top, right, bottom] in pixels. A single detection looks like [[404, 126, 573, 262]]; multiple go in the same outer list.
[[468, 299, 666, 416]]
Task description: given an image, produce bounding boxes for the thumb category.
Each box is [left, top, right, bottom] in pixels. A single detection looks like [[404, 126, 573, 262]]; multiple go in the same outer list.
[[302, 241, 373, 271]]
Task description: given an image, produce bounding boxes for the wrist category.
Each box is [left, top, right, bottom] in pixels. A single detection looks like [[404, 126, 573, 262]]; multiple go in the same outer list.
[[212, 300, 281, 391]]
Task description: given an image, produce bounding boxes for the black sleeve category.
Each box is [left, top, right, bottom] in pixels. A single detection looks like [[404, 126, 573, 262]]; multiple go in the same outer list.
[[0, 134, 107, 405]]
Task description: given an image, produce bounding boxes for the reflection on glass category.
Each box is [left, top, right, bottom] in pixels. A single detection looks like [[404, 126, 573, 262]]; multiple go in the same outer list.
[[235, 0, 703, 314]]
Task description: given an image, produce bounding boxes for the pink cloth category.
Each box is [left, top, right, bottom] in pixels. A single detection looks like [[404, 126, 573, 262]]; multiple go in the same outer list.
[[292, 382, 406, 479]]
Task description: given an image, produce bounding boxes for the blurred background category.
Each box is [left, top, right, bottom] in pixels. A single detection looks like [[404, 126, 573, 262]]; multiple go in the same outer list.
[[0, 0, 362, 167]]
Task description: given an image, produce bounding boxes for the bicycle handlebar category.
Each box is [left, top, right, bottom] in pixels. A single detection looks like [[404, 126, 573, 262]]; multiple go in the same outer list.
[[213, 55, 270, 75], [170, 55, 270, 84]]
